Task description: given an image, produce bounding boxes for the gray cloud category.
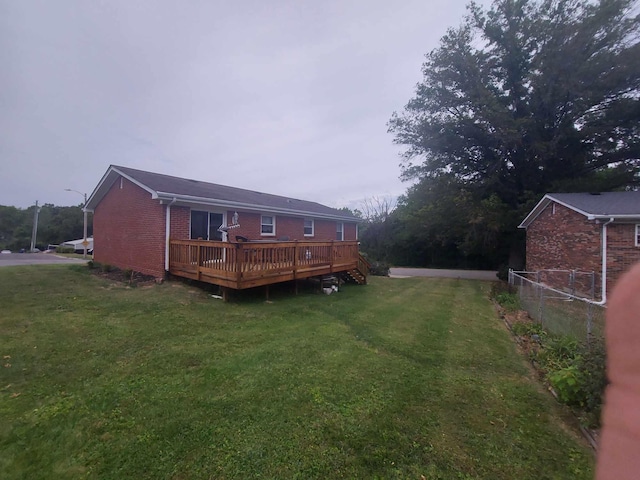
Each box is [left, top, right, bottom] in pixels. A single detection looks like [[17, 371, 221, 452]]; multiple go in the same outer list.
[[0, 0, 489, 209]]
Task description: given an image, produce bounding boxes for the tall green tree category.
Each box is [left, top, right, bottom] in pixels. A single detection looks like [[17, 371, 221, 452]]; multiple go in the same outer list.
[[389, 0, 640, 267]]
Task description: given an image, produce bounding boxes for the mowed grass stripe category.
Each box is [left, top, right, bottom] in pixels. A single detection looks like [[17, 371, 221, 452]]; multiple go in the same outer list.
[[0, 267, 593, 479]]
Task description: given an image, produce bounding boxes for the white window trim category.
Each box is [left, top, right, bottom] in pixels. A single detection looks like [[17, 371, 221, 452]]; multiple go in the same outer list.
[[261, 214, 276, 236], [636, 224, 640, 247], [303, 218, 314, 237], [336, 222, 344, 241]]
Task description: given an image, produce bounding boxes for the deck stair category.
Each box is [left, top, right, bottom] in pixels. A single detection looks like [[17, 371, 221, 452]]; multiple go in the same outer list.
[[344, 268, 367, 284], [343, 253, 370, 285]]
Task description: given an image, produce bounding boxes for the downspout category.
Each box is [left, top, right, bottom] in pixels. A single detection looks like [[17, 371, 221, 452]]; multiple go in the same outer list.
[[594, 217, 614, 305], [165, 198, 177, 271]]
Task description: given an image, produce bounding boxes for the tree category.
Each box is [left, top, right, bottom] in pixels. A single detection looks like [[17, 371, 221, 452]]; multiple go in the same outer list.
[[0, 204, 92, 251], [355, 196, 398, 261], [388, 0, 640, 267]]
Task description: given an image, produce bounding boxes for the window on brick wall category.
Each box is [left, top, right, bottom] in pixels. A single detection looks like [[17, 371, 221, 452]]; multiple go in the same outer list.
[[190, 211, 224, 241], [336, 222, 344, 241], [261, 215, 275, 236], [304, 219, 314, 237], [636, 224, 640, 246]]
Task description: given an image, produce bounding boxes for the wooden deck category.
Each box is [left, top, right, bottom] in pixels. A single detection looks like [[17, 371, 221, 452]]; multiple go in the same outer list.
[[168, 239, 369, 290]]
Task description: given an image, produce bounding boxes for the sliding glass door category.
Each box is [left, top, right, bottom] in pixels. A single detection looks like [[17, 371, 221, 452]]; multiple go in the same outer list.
[[190, 211, 225, 241]]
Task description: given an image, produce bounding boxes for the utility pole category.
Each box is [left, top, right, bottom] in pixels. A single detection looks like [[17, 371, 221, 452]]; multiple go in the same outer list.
[[30, 200, 41, 252], [82, 192, 88, 259], [65, 189, 89, 259]]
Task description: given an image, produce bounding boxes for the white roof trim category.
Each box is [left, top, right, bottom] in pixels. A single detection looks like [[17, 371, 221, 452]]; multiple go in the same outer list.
[[519, 193, 640, 228], [519, 194, 594, 228], [111, 166, 158, 198], [156, 191, 358, 222]]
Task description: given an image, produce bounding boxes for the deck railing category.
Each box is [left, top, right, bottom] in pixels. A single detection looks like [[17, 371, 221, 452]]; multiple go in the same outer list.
[[168, 239, 363, 289]]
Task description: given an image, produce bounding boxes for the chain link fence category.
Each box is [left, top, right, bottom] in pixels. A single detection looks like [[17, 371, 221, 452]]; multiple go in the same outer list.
[[508, 269, 606, 346]]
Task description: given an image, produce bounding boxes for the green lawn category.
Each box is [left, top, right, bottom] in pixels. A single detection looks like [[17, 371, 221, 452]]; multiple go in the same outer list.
[[0, 266, 593, 479]]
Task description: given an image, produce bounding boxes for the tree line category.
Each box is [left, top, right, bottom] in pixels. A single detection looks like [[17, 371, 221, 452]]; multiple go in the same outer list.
[[0, 204, 93, 251], [361, 0, 640, 271]]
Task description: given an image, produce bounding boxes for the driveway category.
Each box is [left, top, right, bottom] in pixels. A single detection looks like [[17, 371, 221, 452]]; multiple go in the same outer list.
[[0, 253, 88, 266], [389, 267, 498, 281]]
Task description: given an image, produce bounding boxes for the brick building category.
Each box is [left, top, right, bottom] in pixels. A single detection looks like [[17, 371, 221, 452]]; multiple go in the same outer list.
[[518, 192, 640, 302], [85, 165, 360, 279]]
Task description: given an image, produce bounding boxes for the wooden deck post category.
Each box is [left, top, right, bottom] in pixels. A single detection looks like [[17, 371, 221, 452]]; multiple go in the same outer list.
[[196, 243, 201, 281], [236, 242, 243, 286]]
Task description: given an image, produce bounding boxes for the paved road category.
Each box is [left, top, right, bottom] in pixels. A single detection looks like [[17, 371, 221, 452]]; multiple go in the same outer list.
[[389, 267, 498, 281], [0, 253, 87, 266]]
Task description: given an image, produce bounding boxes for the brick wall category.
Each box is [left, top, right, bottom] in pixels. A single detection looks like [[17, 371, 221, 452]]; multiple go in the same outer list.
[[94, 177, 166, 278], [526, 202, 602, 297], [180, 209, 357, 242], [607, 223, 640, 293], [315, 219, 338, 240], [170, 206, 190, 240], [344, 222, 357, 241], [526, 202, 640, 298]]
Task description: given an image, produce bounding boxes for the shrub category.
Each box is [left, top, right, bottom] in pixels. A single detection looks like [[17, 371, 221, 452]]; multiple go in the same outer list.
[[534, 334, 606, 427], [549, 365, 583, 405], [537, 335, 579, 372], [496, 264, 509, 281], [495, 292, 520, 311], [511, 321, 546, 339], [575, 340, 607, 420], [101, 263, 113, 273], [55, 246, 76, 254], [369, 261, 390, 277]]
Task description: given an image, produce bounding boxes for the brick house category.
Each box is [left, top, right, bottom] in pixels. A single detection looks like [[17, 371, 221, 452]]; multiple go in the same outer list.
[[85, 165, 361, 280], [518, 192, 640, 302]]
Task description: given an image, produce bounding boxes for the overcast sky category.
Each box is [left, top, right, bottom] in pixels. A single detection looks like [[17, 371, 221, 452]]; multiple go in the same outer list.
[[0, 0, 489, 210]]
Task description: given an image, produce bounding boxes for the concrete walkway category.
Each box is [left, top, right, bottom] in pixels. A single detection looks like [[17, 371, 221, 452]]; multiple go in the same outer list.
[[389, 267, 498, 281], [0, 253, 87, 267]]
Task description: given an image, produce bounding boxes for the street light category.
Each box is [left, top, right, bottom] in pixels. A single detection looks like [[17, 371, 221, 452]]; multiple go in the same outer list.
[[65, 189, 88, 259]]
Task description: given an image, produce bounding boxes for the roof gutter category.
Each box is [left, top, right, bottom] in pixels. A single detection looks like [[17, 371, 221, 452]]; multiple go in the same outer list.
[[165, 197, 177, 271], [587, 214, 640, 220], [155, 191, 359, 222], [594, 217, 615, 305]]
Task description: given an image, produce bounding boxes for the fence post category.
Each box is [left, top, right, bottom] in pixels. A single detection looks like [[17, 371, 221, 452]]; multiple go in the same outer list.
[[538, 285, 544, 325], [587, 303, 593, 344], [570, 270, 576, 296]]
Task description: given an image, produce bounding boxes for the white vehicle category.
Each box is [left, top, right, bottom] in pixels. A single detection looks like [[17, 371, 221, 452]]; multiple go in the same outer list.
[[1, 250, 11, 254]]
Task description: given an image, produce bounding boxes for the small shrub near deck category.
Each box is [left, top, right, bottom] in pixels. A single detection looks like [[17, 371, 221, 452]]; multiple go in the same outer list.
[[368, 260, 390, 276]]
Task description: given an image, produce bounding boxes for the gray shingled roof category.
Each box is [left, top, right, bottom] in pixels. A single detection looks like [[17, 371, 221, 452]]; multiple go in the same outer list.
[[549, 192, 640, 215], [519, 191, 640, 228], [88, 165, 358, 221]]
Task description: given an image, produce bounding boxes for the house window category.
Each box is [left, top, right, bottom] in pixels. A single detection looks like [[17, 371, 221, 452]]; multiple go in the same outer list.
[[336, 222, 344, 241], [261, 215, 275, 236], [636, 224, 640, 247], [190, 210, 224, 241], [304, 219, 314, 237]]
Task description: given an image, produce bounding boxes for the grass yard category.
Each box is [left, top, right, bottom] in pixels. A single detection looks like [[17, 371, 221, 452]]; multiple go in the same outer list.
[[0, 266, 593, 479]]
